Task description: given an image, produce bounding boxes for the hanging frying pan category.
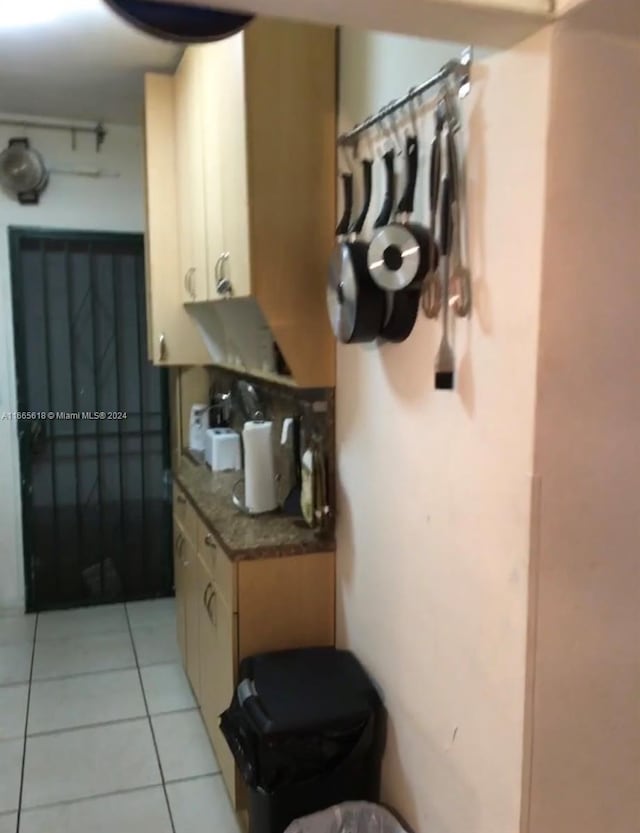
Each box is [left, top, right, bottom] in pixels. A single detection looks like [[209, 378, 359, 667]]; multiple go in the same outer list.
[[103, 0, 253, 43], [367, 134, 437, 293], [375, 147, 420, 343], [327, 158, 386, 344]]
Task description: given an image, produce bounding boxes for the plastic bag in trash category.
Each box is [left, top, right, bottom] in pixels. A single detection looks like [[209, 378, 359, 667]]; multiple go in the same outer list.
[[284, 802, 408, 833]]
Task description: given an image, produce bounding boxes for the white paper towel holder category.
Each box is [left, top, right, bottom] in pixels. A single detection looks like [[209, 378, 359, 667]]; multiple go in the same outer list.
[[232, 477, 280, 516]]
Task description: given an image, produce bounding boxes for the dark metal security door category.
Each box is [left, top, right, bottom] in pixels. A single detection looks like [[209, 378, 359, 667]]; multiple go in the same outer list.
[[10, 229, 173, 612]]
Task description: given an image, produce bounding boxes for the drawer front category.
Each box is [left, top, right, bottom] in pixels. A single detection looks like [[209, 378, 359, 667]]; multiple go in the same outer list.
[[173, 483, 197, 544], [197, 518, 237, 611]]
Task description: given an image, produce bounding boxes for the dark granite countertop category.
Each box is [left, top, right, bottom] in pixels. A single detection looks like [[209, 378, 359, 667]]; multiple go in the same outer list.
[[174, 455, 334, 561]]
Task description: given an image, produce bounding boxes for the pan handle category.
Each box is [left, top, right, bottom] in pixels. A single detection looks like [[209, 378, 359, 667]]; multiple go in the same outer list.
[[397, 135, 419, 215], [373, 149, 396, 229], [446, 127, 460, 206], [335, 173, 354, 236], [439, 176, 453, 258], [348, 159, 373, 236], [430, 128, 442, 227]]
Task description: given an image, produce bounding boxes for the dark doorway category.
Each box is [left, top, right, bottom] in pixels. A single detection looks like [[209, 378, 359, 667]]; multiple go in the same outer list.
[[10, 228, 173, 612]]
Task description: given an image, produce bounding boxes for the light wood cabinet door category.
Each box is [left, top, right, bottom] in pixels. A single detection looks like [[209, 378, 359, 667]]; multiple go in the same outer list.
[[143, 73, 211, 366], [200, 583, 238, 807], [216, 33, 252, 301], [175, 48, 207, 303], [184, 537, 201, 699], [200, 45, 226, 302], [173, 524, 187, 665]]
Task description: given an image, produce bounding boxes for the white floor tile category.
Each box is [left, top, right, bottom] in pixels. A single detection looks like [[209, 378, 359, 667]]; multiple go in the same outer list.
[[32, 631, 135, 681], [0, 739, 23, 813], [20, 786, 173, 833], [37, 605, 128, 642], [168, 775, 241, 833], [126, 598, 175, 630], [0, 684, 29, 740], [133, 624, 180, 667], [0, 614, 36, 646], [0, 642, 33, 687], [0, 812, 17, 833], [152, 710, 219, 782], [29, 669, 145, 735], [22, 719, 161, 809], [141, 663, 196, 715]]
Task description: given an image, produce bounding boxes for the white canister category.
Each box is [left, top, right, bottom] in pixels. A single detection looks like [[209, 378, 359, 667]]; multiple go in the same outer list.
[[242, 420, 277, 514]]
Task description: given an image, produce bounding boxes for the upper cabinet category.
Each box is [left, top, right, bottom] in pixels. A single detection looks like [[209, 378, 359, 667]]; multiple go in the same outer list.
[[144, 19, 336, 387], [174, 47, 208, 304], [201, 34, 252, 302], [143, 74, 211, 366]]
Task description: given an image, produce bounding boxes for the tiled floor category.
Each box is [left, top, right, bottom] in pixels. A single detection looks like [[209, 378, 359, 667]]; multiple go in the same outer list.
[[0, 599, 241, 833]]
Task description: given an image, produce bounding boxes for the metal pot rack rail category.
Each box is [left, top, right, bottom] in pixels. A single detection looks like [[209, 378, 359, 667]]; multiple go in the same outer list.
[[0, 117, 107, 152], [337, 47, 472, 148]]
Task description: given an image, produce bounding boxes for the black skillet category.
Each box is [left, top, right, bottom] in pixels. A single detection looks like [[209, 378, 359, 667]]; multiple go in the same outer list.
[[327, 159, 386, 344]]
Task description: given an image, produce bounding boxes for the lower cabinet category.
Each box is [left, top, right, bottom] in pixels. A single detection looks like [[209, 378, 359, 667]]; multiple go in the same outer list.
[[173, 523, 187, 663], [199, 576, 238, 807], [172, 484, 335, 809]]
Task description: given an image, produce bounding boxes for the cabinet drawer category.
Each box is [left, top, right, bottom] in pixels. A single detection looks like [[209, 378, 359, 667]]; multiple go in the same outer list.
[[173, 484, 197, 544], [197, 518, 237, 611]]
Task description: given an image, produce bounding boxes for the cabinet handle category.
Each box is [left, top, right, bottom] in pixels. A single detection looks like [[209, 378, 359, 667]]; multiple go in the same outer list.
[[184, 267, 196, 299], [204, 533, 216, 548], [207, 588, 217, 626], [203, 581, 213, 609], [211, 254, 223, 298], [175, 531, 182, 550], [159, 333, 167, 362], [177, 494, 187, 504], [216, 252, 233, 297]]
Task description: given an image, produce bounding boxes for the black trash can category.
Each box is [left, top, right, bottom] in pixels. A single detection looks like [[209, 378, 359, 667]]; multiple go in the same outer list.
[[220, 647, 382, 833]]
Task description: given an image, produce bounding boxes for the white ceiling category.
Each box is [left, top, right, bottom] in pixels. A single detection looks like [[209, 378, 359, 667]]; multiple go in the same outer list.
[[0, 1, 182, 125]]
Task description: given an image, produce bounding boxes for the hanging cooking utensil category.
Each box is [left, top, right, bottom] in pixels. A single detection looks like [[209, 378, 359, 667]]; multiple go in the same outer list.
[[434, 166, 455, 390], [335, 172, 354, 237], [422, 100, 446, 319], [377, 147, 421, 343], [445, 123, 472, 318], [327, 157, 386, 344], [367, 134, 438, 293]]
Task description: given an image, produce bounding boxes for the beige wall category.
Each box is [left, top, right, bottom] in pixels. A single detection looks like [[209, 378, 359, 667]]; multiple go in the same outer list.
[[336, 29, 553, 833], [525, 19, 640, 833]]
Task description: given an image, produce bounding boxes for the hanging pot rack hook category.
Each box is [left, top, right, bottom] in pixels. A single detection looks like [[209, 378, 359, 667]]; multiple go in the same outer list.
[[338, 142, 355, 175], [405, 87, 421, 137]]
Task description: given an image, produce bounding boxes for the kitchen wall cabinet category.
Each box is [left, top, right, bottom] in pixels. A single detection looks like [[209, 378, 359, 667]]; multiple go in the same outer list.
[[172, 482, 335, 808], [174, 47, 208, 303], [143, 74, 211, 366], [144, 18, 336, 386]]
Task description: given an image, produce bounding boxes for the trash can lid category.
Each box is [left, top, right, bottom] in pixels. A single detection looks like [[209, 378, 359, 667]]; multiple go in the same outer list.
[[238, 647, 377, 736]]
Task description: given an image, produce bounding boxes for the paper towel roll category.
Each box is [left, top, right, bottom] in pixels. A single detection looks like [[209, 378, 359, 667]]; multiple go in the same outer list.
[[243, 420, 277, 514]]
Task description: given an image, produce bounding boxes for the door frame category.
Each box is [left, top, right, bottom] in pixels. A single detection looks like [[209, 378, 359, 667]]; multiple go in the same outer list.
[[9, 227, 171, 611]]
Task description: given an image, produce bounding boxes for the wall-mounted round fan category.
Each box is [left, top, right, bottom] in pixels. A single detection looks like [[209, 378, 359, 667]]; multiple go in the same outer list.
[[0, 138, 49, 205], [103, 0, 253, 43]]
